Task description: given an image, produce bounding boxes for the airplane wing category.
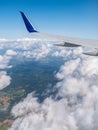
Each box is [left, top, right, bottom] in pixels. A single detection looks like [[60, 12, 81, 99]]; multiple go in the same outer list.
[[20, 11, 98, 56]]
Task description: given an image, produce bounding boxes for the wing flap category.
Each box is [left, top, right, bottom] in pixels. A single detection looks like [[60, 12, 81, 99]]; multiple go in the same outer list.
[[83, 50, 98, 56]]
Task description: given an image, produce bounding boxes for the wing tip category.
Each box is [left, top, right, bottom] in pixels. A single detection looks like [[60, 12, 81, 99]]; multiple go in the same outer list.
[[20, 11, 38, 33]]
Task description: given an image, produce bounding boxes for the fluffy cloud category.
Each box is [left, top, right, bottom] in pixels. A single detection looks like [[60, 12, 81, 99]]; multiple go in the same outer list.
[[0, 38, 8, 43], [21, 42, 52, 60], [0, 71, 11, 90], [8, 40, 98, 130], [0, 38, 54, 60], [0, 49, 16, 69], [55, 56, 98, 130], [0, 53, 11, 89], [0, 54, 11, 69], [6, 50, 17, 56], [0, 42, 16, 90], [9, 94, 78, 130]]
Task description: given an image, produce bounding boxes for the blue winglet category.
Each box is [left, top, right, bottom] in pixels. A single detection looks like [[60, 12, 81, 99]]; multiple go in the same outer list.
[[20, 11, 38, 33]]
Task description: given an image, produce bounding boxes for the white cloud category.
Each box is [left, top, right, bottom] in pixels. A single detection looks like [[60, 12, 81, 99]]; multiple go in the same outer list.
[[0, 38, 8, 42], [0, 55, 11, 69], [0, 42, 15, 90], [14, 39, 53, 60], [6, 50, 17, 56], [0, 60, 11, 90], [0, 38, 54, 60], [9, 94, 78, 130], [55, 56, 98, 130], [22, 42, 52, 60], [0, 71, 11, 90]]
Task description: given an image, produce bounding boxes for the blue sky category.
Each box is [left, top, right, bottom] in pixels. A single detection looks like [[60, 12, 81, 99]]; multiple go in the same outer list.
[[0, 0, 98, 39]]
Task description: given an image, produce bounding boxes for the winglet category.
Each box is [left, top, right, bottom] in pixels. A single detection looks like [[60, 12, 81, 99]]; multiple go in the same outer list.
[[20, 11, 38, 33]]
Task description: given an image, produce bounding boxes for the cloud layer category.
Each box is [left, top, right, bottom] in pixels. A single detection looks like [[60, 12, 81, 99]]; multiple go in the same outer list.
[[2, 38, 96, 130], [1, 38, 98, 130]]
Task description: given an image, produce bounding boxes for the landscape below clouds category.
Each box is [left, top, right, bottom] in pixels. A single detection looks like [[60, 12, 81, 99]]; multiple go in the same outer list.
[[0, 38, 98, 130]]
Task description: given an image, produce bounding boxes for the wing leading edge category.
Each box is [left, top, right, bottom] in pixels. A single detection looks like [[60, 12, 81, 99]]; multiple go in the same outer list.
[[20, 11, 98, 56]]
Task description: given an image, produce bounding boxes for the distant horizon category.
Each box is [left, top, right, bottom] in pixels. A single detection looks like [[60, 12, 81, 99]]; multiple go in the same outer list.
[[0, 35, 98, 41]]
